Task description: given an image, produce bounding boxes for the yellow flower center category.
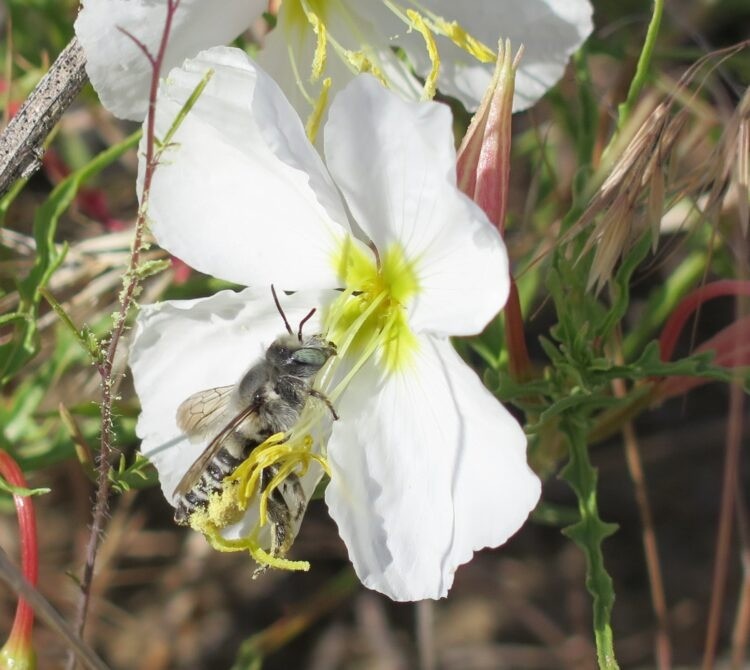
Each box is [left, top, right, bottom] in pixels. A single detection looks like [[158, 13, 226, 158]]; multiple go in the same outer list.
[[327, 237, 420, 377]]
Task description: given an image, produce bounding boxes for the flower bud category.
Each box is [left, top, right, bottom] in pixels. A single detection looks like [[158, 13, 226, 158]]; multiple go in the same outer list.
[[456, 39, 521, 235], [457, 41, 530, 381]]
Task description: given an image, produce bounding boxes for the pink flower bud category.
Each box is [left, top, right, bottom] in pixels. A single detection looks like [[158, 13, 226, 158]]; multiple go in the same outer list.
[[457, 40, 521, 235]]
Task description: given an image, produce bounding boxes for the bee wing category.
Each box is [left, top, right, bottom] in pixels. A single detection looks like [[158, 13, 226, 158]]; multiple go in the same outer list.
[[176, 385, 235, 439], [173, 402, 261, 499]]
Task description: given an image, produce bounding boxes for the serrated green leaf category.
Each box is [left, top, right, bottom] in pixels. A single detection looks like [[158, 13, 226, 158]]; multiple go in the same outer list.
[[559, 415, 620, 669], [538, 393, 620, 425]]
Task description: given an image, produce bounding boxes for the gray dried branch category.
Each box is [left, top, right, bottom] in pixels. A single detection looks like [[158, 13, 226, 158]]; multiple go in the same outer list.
[[0, 37, 87, 198]]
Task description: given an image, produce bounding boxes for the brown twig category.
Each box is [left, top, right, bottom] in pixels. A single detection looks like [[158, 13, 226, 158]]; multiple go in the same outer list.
[[67, 2, 181, 664], [703, 217, 750, 668], [611, 341, 672, 670], [0, 37, 87, 198], [416, 600, 436, 670], [620, 417, 672, 669], [731, 485, 750, 669], [702, 380, 746, 669]]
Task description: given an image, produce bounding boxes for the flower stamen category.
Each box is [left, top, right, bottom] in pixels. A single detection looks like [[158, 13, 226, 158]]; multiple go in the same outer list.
[[325, 239, 420, 391], [299, 0, 328, 81]]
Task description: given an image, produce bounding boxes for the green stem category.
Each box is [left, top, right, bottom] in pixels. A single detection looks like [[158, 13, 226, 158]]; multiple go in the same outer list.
[[617, 0, 664, 131], [560, 415, 620, 669]]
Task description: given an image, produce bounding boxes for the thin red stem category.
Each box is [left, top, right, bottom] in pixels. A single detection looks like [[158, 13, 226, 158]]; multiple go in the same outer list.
[[0, 450, 39, 648], [659, 280, 750, 362]]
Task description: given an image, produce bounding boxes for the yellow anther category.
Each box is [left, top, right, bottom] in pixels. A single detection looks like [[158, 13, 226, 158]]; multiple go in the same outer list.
[[251, 547, 310, 572], [405, 10, 439, 100], [428, 18, 495, 63], [301, 6, 328, 82], [343, 51, 387, 85], [306, 77, 332, 144], [185, 424, 329, 573], [195, 519, 310, 572]]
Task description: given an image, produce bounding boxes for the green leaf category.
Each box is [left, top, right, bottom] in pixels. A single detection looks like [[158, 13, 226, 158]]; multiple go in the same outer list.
[[134, 258, 172, 279], [161, 70, 214, 147], [0, 130, 141, 383], [0, 475, 50, 497], [108, 452, 158, 493], [597, 233, 651, 339]]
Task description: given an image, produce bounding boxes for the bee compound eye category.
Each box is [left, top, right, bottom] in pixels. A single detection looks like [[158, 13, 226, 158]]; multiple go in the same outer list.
[[292, 348, 327, 366]]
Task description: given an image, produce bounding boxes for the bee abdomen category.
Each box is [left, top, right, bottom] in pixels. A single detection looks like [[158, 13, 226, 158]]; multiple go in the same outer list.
[[174, 446, 246, 525]]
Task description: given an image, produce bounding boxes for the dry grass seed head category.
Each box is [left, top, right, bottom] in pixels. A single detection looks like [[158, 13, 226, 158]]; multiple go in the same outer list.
[[574, 43, 750, 293]]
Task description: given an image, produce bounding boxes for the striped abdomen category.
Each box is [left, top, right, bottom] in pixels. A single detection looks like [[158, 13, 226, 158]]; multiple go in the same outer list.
[[174, 442, 254, 525]]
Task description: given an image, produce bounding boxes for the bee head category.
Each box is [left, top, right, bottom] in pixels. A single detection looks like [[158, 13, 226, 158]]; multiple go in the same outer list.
[[267, 334, 337, 378]]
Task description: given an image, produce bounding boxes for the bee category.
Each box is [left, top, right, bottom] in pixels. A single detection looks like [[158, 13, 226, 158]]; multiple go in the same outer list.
[[172, 288, 337, 559]]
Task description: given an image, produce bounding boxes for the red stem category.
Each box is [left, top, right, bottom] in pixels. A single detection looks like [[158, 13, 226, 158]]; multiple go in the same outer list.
[[505, 279, 532, 381], [659, 280, 750, 361], [71, 0, 181, 648], [0, 450, 39, 647]]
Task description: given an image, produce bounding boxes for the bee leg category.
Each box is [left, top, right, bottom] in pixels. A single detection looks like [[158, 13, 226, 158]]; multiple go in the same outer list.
[[309, 389, 339, 421], [259, 466, 294, 558], [282, 472, 306, 521], [268, 499, 292, 558], [252, 494, 292, 579]]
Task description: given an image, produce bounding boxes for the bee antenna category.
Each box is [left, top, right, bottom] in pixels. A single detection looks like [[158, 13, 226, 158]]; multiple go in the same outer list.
[[270, 285, 294, 335], [297, 308, 316, 342]]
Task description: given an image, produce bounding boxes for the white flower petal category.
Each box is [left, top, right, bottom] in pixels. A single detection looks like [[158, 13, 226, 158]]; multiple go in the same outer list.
[[438, 340, 541, 569], [360, 0, 593, 112], [325, 335, 539, 600], [325, 75, 509, 336], [129, 287, 335, 505], [142, 47, 351, 290], [74, 0, 264, 120]]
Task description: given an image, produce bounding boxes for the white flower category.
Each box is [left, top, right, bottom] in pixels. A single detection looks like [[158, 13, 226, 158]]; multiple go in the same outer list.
[[75, 0, 593, 121], [129, 46, 540, 600]]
